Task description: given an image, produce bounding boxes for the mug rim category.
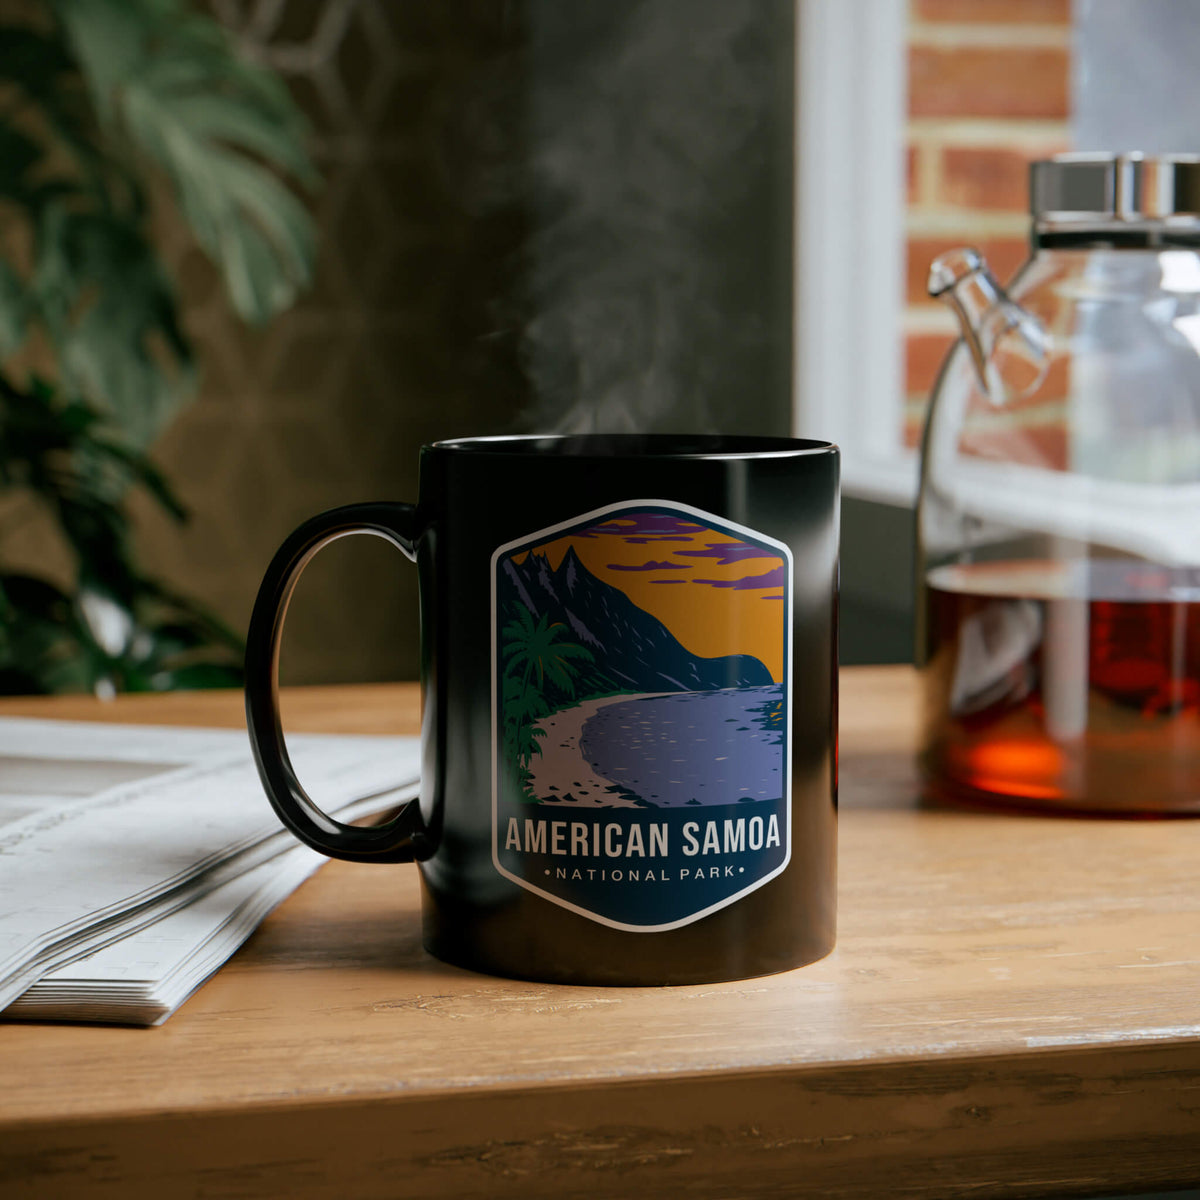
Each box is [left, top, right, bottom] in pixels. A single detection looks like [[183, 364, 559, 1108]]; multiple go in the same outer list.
[[428, 433, 838, 461]]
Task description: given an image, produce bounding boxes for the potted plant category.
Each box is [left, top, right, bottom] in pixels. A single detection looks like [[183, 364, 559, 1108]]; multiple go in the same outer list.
[[0, 0, 316, 693]]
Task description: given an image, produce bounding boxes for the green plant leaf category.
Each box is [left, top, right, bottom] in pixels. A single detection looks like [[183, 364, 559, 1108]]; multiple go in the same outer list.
[[137, 577, 245, 653], [89, 434, 187, 521], [0, 261, 27, 355], [0, 1, 304, 695], [147, 662, 243, 691], [0, 572, 98, 694], [0, 374, 189, 616], [0, 28, 76, 108], [0, 24, 112, 199], [0, 125, 42, 202], [55, 0, 318, 324], [29, 205, 195, 442], [159, 91, 316, 186]]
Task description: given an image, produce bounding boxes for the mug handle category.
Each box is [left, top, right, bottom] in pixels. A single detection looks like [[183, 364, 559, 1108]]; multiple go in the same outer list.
[[245, 502, 429, 863]]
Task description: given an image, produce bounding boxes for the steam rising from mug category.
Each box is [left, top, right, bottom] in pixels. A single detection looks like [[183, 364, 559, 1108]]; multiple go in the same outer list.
[[511, 0, 793, 435]]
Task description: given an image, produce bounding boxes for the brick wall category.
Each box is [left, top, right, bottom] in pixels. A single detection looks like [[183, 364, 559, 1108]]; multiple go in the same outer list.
[[903, 0, 1072, 447]]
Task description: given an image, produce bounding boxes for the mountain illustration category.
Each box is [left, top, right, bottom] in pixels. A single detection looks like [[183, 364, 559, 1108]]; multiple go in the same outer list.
[[499, 546, 772, 698]]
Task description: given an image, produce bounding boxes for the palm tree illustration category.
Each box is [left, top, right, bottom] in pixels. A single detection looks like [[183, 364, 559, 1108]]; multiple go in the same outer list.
[[501, 605, 595, 792], [503, 606, 594, 693], [502, 671, 549, 770]]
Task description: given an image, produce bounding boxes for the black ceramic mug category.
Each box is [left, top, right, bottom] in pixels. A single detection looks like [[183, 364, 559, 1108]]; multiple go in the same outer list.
[[245, 434, 838, 985]]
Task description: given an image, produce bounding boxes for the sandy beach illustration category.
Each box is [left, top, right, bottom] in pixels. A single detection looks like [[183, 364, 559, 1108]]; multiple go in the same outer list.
[[524, 694, 664, 808]]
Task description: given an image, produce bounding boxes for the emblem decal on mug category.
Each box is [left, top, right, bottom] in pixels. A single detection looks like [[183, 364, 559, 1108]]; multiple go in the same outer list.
[[491, 500, 792, 931]]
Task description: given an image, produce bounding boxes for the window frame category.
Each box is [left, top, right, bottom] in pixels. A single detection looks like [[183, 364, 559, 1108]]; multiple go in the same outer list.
[[793, 0, 916, 507]]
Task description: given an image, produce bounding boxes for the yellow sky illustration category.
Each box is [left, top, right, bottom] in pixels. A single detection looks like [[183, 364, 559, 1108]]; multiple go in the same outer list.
[[516, 517, 786, 682]]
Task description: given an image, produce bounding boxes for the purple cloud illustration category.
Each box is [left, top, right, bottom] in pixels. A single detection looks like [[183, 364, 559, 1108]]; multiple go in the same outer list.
[[651, 579, 687, 585], [579, 512, 705, 544], [692, 564, 787, 591], [606, 560, 693, 572], [677, 541, 778, 565]]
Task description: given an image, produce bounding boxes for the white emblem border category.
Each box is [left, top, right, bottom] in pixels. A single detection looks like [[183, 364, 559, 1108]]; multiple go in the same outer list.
[[490, 498, 794, 932]]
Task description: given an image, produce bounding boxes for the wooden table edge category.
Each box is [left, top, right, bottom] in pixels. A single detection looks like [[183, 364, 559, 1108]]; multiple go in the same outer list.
[[5, 1039, 1199, 1197]]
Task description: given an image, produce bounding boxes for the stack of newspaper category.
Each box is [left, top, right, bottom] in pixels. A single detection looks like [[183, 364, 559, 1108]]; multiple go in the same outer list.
[[0, 717, 420, 1026]]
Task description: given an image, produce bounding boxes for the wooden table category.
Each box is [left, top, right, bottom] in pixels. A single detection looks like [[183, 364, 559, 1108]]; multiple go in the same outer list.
[[2, 667, 1199, 1199]]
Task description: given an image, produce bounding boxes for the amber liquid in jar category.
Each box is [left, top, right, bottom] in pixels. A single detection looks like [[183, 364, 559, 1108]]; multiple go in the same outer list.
[[921, 560, 1200, 814]]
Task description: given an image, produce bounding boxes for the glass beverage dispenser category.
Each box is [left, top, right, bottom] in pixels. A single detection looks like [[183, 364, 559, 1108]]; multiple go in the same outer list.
[[918, 153, 1200, 814]]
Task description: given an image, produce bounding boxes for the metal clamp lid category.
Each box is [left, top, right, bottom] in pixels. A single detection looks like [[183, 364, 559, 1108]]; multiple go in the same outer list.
[[1031, 153, 1200, 224]]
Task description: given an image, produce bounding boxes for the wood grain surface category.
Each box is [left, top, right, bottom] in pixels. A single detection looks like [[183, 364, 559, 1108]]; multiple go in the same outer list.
[[2, 668, 1199, 1199]]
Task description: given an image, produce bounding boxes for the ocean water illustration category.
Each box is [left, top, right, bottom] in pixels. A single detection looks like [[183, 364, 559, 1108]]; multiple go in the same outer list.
[[493, 501, 791, 929]]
